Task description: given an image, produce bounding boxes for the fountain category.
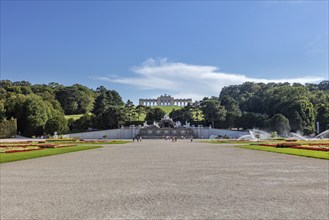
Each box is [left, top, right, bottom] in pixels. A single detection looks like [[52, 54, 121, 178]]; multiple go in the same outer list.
[[249, 129, 271, 140], [236, 129, 271, 141], [209, 135, 218, 139], [289, 133, 309, 141], [313, 129, 329, 139], [139, 115, 193, 139], [237, 134, 255, 141]]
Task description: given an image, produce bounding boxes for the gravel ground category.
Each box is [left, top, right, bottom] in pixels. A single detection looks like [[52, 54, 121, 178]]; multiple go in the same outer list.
[[0, 140, 328, 220]]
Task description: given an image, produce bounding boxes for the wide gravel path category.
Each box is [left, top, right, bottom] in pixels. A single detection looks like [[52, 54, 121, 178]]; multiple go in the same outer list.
[[1, 140, 328, 219]]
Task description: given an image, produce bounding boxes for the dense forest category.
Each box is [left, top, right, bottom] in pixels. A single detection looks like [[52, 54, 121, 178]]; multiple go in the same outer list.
[[0, 80, 328, 137]]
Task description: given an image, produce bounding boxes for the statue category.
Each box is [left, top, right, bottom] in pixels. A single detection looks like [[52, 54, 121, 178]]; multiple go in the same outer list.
[[183, 121, 191, 128], [163, 114, 170, 120], [174, 121, 182, 128], [153, 121, 160, 128], [143, 121, 149, 128]]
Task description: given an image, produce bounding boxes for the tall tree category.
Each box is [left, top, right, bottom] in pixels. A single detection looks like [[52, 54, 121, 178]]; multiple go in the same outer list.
[[0, 100, 6, 121], [55, 84, 95, 114], [94, 106, 127, 129], [145, 108, 166, 124], [316, 103, 329, 133], [125, 99, 135, 124], [200, 99, 226, 128], [169, 106, 193, 123], [135, 105, 146, 121], [220, 95, 241, 128], [92, 86, 124, 116], [44, 114, 68, 135], [269, 114, 291, 136]]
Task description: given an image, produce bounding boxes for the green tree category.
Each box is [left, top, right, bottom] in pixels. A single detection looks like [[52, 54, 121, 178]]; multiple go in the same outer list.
[[269, 114, 291, 136], [220, 95, 241, 128], [94, 106, 127, 129], [289, 100, 315, 134], [236, 112, 269, 130], [289, 111, 303, 132], [44, 115, 68, 135], [92, 86, 124, 116], [125, 99, 135, 124], [4, 94, 28, 134], [145, 108, 166, 124], [316, 103, 329, 133], [70, 114, 94, 131], [169, 106, 193, 123], [135, 105, 146, 121], [55, 84, 95, 114], [23, 95, 50, 136], [0, 100, 6, 121], [318, 80, 329, 91], [200, 99, 226, 128]]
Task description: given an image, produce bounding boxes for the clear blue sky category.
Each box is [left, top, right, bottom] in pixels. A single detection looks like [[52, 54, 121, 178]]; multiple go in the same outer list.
[[1, 1, 328, 103]]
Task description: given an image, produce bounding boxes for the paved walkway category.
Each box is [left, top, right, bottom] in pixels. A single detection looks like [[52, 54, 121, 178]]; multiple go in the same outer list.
[[1, 140, 328, 219]]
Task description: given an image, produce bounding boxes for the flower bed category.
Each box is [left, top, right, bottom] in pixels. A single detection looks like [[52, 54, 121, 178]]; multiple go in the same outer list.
[[276, 143, 299, 148], [0, 143, 77, 153], [37, 143, 76, 148], [37, 144, 57, 148], [290, 145, 329, 151], [0, 144, 30, 148], [46, 138, 78, 143], [260, 144, 277, 147], [78, 140, 120, 143], [259, 142, 329, 152], [0, 146, 41, 153]]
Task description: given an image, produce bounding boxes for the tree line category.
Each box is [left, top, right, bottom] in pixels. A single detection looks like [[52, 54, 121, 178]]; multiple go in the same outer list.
[[0, 80, 328, 137]]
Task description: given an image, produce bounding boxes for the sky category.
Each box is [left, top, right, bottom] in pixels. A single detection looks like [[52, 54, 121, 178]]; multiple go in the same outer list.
[[1, 1, 328, 104]]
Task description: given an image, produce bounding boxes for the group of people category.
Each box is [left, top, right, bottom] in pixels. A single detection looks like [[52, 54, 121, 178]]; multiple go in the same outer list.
[[133, 136, 142, 142], [162, 136, 194, 142], [133, 135, 194, 142], [163, 136, 178, 142]]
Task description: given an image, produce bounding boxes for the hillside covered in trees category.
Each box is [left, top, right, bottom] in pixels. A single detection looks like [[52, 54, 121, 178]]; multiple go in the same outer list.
[[0, 80, 328, 137]]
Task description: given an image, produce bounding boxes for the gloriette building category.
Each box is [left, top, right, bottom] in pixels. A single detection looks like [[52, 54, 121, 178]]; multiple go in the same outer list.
[[139, 94, 192, 106]]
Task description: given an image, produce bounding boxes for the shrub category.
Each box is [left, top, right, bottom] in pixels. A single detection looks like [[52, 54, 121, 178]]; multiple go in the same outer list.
[[0, 119, 17, 138]]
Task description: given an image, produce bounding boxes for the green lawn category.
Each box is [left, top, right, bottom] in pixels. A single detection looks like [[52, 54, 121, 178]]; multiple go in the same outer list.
[[238, 145, 329, 160], [0, 145, 102, 163], [64, 114, 84, 120], [151, 106, 183, 114], [203, 140, 258, 144]]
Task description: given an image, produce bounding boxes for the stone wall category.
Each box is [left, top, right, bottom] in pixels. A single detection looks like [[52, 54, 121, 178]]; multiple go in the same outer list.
[[64, 126, 248, 139], [140, 127, 193, 139]]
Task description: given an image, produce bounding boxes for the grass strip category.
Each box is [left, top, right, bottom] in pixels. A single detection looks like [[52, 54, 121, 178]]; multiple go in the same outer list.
[[0, 145, 102, 163], [64, 114, 84, 120], [238, 145, 329, 160], [79, 141, 131, 145], [203, 140, 258, 145]]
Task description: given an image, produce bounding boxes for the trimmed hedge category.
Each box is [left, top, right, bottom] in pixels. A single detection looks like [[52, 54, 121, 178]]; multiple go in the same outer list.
[[0, 119, 17, 138]]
